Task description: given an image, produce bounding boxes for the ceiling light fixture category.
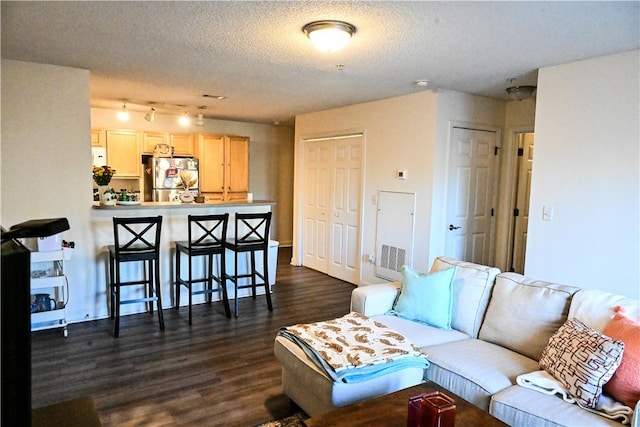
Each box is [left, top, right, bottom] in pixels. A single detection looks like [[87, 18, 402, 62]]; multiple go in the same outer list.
[[506, 85, 537, 101], [117, 100, 130, 121], [303, 20, 356, 52], [195, 106, 206, 126], [178, 111, 191, 126], [144, 106, 156, 122], [415, 80, 429, 87], [202, 94, 226, 100]]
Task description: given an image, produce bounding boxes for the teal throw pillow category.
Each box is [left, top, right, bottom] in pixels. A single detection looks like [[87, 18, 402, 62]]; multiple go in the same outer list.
[[390, 265, 457, 329]]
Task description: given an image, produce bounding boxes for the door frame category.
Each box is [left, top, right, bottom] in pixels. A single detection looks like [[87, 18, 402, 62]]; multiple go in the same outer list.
[[444, 121, 501, 266], [494, 126, 534, 272], [292, 131, 366, 284]]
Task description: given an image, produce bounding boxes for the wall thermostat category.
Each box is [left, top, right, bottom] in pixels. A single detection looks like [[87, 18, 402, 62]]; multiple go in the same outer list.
[[397, 169, 408, 180]]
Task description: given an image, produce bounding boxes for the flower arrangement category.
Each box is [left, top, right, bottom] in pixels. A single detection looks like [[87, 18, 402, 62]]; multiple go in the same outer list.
[[92, 165, 116, 186], [177, 170, 197, 189]]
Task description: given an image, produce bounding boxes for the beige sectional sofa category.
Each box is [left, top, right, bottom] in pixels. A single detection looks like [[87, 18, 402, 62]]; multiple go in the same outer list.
[[274, 257, 639, 426]]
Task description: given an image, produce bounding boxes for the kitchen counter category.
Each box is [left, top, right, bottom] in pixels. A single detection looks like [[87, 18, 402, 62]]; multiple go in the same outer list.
[[89, 200, 278, 318], [92, 200, 275, 210]]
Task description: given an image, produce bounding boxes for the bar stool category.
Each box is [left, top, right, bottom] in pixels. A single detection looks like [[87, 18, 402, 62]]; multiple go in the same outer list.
[[175, 213, 231, 324], [108, 216, 164, 338], [225, 212, 273, 317]]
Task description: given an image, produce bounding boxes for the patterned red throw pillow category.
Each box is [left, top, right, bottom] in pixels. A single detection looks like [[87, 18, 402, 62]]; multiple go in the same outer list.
[[603, 307, 640, 408], [539, 318, 625, 408]]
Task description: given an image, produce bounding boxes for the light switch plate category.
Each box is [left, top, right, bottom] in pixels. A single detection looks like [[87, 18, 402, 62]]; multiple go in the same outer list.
[[542, 205, 554, 221]]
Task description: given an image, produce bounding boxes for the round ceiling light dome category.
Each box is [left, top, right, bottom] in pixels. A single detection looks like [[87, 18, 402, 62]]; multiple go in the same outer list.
[[303, 20, 356, 53]]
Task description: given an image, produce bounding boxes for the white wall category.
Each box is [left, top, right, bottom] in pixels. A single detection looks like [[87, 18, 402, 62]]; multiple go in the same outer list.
[[526, 50, 640, 298], [91, 108, 295, 246], [294, 90, 505, 284], [1, 59, 95, 322]]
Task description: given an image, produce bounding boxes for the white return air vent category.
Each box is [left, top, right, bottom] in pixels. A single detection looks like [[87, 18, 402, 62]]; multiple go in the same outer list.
[[375, 191, 415, 281], [380, 244, 406, 274]]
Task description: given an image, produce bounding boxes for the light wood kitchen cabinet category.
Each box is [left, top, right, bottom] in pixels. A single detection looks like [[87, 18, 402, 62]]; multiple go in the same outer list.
[[142, 131, 168, 154], [196, 134, 249, 201], [91, 129, 104, 147], [226, 136, 250, 201], [197, 134, 225, 200], [106, 129, 141, 178], [170, 133, 195, 157]]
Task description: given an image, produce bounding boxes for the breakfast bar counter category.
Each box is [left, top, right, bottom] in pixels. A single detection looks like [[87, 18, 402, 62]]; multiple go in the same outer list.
[[91, 199, 275, 210], [90, 200, 277, 318]]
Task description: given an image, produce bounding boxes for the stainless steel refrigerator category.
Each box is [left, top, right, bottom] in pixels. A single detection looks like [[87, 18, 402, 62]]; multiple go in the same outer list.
[[144, 157, 199, 202]]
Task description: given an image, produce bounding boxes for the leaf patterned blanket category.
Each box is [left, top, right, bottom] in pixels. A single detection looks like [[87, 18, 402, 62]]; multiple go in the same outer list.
[[278, 312, 429, 383]]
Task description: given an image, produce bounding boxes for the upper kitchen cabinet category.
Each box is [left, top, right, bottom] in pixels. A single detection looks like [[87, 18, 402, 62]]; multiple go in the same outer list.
[[170, 133, 195, 157], [226, 136, 250, 201], [196, 134, 249, 201], [196, 134, 225, 201], [106, 129, 141, 178], [91, 129, 104, 147], [142, 131, 169, 155]]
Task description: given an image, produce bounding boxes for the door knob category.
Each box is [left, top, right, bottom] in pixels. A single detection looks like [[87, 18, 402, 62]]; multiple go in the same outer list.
[[449, 224, 461, 231]]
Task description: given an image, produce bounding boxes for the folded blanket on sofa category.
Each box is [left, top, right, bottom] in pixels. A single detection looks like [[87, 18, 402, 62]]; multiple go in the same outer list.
[[517, 370, 634, 425], [278, 312, 429, 383]]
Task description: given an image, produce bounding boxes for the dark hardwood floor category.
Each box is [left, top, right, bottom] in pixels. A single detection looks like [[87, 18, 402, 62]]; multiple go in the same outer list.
[[31, 248, 356, 426]]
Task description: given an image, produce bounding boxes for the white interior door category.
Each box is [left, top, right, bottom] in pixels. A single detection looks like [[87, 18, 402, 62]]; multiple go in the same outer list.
[[302, 141, 330, 272], [445, 127, 498, 265], [328, 136, 361, 283], [511, 133, 534, 273], [302, 135, 362, 283]]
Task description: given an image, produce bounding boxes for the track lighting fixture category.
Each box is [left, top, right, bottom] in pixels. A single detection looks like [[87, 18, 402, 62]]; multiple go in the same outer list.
[[144, 106, 156, 122], [117, 101, 130, 121], [178, 111, 190, 126]]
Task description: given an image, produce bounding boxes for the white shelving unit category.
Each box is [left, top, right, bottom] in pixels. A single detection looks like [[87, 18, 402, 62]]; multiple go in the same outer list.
[[30, 248, 71, 337]]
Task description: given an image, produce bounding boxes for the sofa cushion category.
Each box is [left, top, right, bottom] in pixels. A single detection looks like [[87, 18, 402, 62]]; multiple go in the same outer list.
[[274, 335, 424, 416], [603, 310, 640, 408], [372, 314, 470, 349], [390, 265, 456, 329], [539, 318, 624, 408], [569, 289, 640, 332], [478, 273, 580, 360], [490, 385, 624, 427], [424, 339, 539, 410], [430, 256, 500, 338]]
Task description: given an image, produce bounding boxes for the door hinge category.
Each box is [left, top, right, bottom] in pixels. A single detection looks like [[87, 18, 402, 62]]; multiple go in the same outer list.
[[491, 208, 494, 217], [494, 146, 499, 156], [517, 148, 524, 156], [514, 208, 520, 217]]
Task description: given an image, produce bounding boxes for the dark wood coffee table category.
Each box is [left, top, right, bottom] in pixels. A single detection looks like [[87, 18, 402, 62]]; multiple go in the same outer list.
[[304, 382, 508, 427]]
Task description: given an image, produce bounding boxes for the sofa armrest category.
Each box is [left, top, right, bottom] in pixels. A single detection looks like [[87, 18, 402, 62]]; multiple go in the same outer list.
[[350, 282, 400, 316]]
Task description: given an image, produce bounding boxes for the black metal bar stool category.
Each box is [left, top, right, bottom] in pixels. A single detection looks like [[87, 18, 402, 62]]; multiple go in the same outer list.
[[175, 213, 231, 324], [108, 216, 164, 337], [225, 212, 273, 317]]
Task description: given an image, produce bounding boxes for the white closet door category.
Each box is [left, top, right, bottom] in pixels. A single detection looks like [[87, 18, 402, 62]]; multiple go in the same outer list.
[[328, 136, 362, 283], [302, 141, 330, 272], [302, 135, 362, 284]]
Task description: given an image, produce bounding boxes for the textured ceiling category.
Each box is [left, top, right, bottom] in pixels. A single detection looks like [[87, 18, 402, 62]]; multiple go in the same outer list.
[[2, 1, 638, 125]]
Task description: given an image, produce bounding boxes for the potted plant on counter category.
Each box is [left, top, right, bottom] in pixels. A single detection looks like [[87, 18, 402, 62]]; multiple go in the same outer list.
[[92, 165, 116, 205]]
